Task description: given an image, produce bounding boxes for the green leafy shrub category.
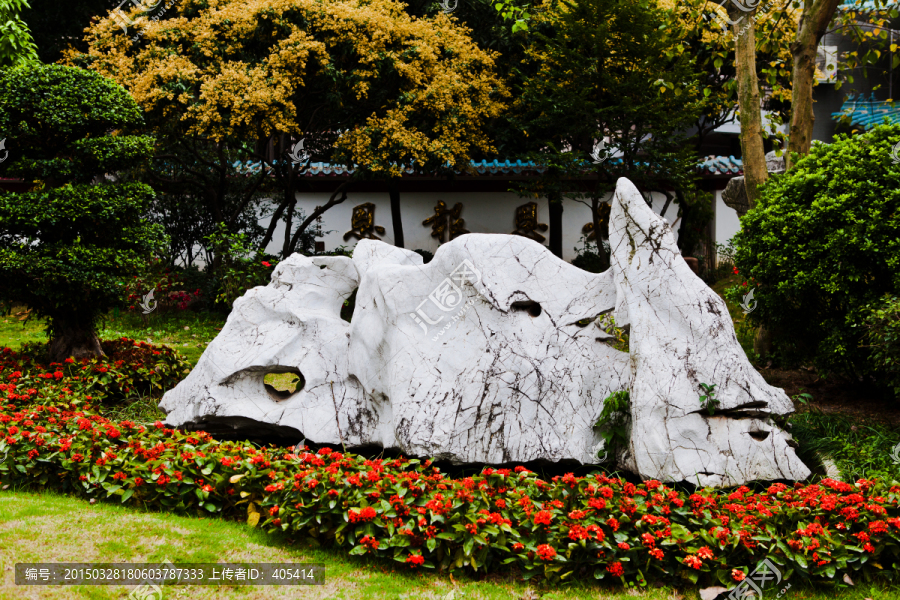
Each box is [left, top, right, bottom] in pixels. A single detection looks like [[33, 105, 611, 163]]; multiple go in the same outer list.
[[572, 236, 610, 274], [596, 314, 629, 352], [206, 226, 277, 309], [124, 261, 204, 314], [698, 383, 720, 415], [0, 64, 165, 361], [706, 239, 737, 284], [0, 0, 38, 68], [0, 338, 190, 403], [0, 400, 898, 587], [862, 295, 900, 396], [572, 250, 609, 274], [730, 124, 900, 378], [593, 390, 630, 462]]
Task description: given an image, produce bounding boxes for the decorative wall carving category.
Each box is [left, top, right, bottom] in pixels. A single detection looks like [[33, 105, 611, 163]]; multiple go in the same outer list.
[[343, 202, 386, 241], [422, 200, 469, 243], [511, 201, 548, 243]]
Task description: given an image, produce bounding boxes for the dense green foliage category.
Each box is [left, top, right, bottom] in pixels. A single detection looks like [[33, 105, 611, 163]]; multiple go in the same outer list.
[[206, 226, 279, 309], [730, 124, 900, 380], [504, 0, 705, 258], [593, 390, 630, 462], [510, 0, 702, 188], [862, 295, 900, 395], [0, 0, 38, 67], [0, 64, 164, 360]]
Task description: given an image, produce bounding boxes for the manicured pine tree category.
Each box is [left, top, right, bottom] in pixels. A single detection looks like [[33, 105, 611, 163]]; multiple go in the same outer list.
[[0, 64, 165, 361]]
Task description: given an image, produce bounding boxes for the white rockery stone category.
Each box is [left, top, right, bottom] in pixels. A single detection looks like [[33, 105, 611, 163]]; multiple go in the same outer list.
[[158, 254, 375, 446], [159, 177, 810, 485], [609, 177, 810, 486], [348, 235, 630, 464]]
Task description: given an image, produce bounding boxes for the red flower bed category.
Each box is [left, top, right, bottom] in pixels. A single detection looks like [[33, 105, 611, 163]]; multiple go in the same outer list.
[[0, 340, 189, 403], [0, 402, 897, 586]]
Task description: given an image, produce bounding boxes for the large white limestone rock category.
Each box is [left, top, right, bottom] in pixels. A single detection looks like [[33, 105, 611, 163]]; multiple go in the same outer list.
[[348, 235, 630, 464], [158, 254, 375, 445], [159, 177, 811, 485], [609, 178, 810, 486]]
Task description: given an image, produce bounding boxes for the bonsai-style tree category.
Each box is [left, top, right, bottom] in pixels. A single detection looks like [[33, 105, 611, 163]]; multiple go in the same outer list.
[[0, 64, 164, 361]]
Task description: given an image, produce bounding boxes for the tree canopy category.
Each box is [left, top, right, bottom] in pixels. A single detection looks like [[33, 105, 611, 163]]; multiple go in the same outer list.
[[75, 0, 508, 177]]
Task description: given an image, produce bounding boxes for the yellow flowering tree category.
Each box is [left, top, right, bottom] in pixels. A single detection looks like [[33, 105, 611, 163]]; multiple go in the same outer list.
[[73, 0, 507, 254]]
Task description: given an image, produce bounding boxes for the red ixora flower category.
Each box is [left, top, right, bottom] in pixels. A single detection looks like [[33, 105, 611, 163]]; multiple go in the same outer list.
[[536, 544, 556, 561], [348, 507, 377, 523], [406, 554, 425, 567], [261, 261, 271, 267], [606, 561, 624, 577], [359, 535, 379, 550], [534, 510, 552, 525], [684, 555, 703, 570]]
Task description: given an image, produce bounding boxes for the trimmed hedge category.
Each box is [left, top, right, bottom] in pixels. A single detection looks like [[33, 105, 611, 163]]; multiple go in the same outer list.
[[729, 124, 900, 377], [0, 394, 897, 587]]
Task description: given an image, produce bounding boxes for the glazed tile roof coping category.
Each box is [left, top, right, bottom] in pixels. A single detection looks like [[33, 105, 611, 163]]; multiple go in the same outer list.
[[838, 0, 899, 10], [232, 156, 744, 177], [697, 155, 743, 175], [832, 93, 900, 129]]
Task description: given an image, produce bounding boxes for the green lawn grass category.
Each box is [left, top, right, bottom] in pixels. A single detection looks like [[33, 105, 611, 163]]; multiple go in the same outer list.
[[0, 489, 896, 600], [0, 309, 227, 367], [0, 313, 48, 348]]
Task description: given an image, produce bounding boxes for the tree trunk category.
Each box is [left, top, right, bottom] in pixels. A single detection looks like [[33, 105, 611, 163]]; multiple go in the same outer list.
[[389, 180, 404, 248], [49, 320, 105, 362], [548, 195, 563, 257], [732, 9, 768, 207], [591, 196, 610, 270], [287, 180, 352, 254], [676, 197, 694, 256], [753, 324, 772, 360], [282, 199, 296, 258], [786, 0, 840, 170]]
